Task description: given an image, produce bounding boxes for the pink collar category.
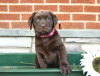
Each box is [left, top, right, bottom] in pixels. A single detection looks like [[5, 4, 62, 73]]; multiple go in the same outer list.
[[41, 29, 55, 37]]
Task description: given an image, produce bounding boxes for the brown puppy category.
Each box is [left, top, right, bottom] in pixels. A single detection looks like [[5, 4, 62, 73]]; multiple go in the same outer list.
[[28, 10, 71, 75]]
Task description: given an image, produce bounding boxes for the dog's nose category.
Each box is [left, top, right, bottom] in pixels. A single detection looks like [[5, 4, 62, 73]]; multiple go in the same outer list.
[[41, 24, 46, 27], [41, 23, 46, 28]]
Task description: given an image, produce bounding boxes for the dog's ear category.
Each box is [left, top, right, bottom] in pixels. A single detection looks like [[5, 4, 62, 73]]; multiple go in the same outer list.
[[49, 11, 58, 27], [28, 12, 37, 30]]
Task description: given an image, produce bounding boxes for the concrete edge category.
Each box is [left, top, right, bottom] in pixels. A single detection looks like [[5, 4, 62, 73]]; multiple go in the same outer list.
[[0, 29, 100, 38]]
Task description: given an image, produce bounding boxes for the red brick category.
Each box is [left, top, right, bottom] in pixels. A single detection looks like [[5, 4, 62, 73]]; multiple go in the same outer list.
[[46, 0, 69, 3], [85, 6, 100, 12], [22, 14, 70, 21], [59, 5, 83, 12], [0, 14, 20, 20], [34, 5, 57, 12], [20, 0, 43, 3], [21, 14, 31, 20], [71, 0, 95, 4], [11, 22, 29, 29], [73, 14, 96, 21], [86, 22, 100, 29], [55, 23, 59, 29], [56, 14, 70, 20], [60, 22, 84, 29], [98, 15, 100, 21], [9, 5, 32, 12], [0, 0, 18, 3], [0, 5, 7, 12], [97, 0, 100, 3], [0, 22, 9, 28]]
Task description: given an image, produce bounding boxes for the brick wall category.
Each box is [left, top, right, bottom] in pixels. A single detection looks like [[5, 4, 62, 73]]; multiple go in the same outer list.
[[0, 0, 100, 29]]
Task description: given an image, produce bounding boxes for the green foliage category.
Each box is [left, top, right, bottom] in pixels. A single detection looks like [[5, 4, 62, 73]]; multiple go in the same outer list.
[[73, 63, 78, 69]]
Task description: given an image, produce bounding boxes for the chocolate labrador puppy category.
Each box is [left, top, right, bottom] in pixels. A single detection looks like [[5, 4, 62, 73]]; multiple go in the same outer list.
[[28, 10, 71, 75]]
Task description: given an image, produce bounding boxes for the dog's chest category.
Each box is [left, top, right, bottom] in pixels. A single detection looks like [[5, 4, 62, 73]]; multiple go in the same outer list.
[[42, 38, 49, 46], [39, 37, 59, 64], [44, 52, 58, 64]]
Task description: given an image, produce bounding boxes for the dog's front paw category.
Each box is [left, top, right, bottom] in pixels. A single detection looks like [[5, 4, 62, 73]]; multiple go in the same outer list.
[[60, 64, 72, 75]]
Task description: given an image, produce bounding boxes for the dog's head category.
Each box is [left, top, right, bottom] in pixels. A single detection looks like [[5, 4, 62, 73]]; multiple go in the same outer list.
[[28, 10, 58, 37]]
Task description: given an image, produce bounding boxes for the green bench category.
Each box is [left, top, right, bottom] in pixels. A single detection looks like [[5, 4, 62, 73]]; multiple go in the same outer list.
[[0, 52, 85, 76], [0, 29, 100, 76]]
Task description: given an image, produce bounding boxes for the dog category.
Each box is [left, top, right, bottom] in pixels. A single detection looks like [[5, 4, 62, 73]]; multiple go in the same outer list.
[[28, 10, 72, 75]]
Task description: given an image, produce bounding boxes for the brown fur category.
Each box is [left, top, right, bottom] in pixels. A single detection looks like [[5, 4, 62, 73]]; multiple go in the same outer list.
[[28, 10, 72, 75]]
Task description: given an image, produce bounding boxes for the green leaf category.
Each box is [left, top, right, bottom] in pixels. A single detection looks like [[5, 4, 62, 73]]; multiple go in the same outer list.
[[73, 63, 78, 69]]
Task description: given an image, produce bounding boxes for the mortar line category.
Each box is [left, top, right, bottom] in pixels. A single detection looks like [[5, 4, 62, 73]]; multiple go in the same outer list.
[[1, 3, 100, 5], [19, 0, 20, 3], [7, 4, 9, 12], [44, 0, 46, 3], [32, 5, 34, 12], [84, 22, 86, 29], [96, 14, 98, 21], [70, 14, 72, 21], [1, 12, 100, 14], [9, 22, 11, 29], [83, 5, 84, 12], [58, 3, 59, 12], [20, 14, 22, 20], [0, 20, 100, 23], [95, 0, 97, 4], [69, 0, 71, 4]]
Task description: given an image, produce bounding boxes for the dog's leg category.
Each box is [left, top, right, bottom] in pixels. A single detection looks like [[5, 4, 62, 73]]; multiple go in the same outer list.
[[58, 46, 72, 75], [36, 53, 48, 68], [35, 55, 40, 68]]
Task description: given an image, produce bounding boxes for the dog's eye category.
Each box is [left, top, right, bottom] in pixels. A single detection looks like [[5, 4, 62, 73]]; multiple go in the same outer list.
[[35, 18, 40, 22], [46, 17, 51, 21]]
